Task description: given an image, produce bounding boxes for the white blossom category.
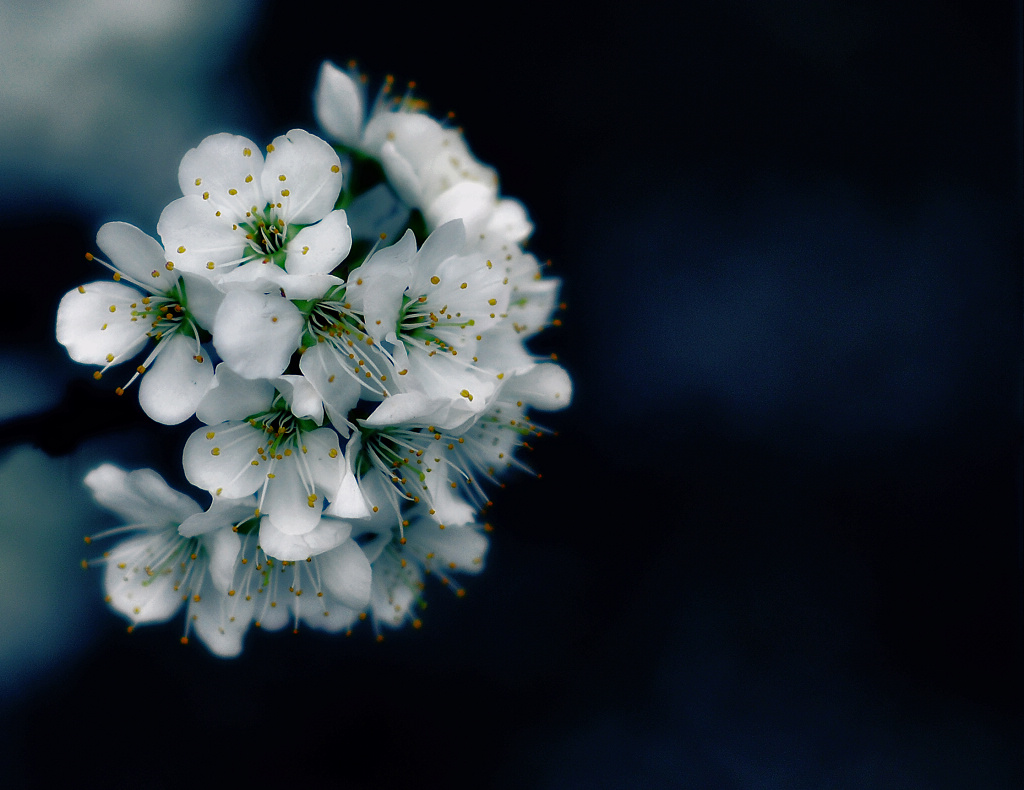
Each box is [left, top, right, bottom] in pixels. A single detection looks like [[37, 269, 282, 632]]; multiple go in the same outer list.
[[183, 364, 346, 551], [56, 222, 219, 424], [219, 518, 372, 634], [157, 129, 350, 298], [367, 515, 489, 634], [83, 463, 255, 657], [314, 60, 531, 246]]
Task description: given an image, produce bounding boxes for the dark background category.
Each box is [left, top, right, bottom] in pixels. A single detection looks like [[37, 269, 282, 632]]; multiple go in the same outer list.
[[0, 1, 1020, 787]]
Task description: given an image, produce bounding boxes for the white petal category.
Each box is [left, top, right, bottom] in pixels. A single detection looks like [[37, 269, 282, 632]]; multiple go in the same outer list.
[[325, 466, 371, 519], [408, 522, 488, 572], [103, 532, 184, 624], [379, 140, 423, 206], [362, 392, 436, 428], [474, 326, 535, 377], [85, 464, 201, 525], [302, 427, 345, 494], [263, 461, 324, 535], [258, 514, 350, 561], [483, 198, 533, 245], [284, 209, 352, 276], [298, 343, 362, 435], [203, 526, 242, 594], [158, 195, 248, 276], [505, 362, 573, 410], [416, 131, 498, 205], [370, 554, 419, 627], [345, 229, 417, 309], [253, 597, 290, 631], [504, 274, 559, 339], [364, 111, 444, 167], [56, 280, 148, 365], [138, 333, 214, 425], [414, 218, 466, 277], [196, 363, 275, 425], [177, 132, 265, 213], [95, 222, 169, 290], [179, 496, 256, 538], [423, 459, 476, 527], [324, 436, 371, 519], [191, 591, 254, 658], [276, 374, 324, 425], [273, 273, 345, 300], [183, 422, 265, 499], [178, 272, 225, 330], [314, 61, 365, 147], [300, 597, 358, 633], [402, 349, 497, 431], [320, 539, 371, 610], [219, 265, 343, 300], [262, 129, 343, 226], [212, 291, 303, 379], [424, 182, 494, 239]]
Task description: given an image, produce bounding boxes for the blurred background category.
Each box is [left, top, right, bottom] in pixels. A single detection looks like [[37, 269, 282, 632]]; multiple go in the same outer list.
[[0, 0, 1020, 786]]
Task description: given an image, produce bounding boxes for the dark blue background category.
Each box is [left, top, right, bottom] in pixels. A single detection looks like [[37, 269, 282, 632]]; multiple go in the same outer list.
[[1, 1, 1020, 786]]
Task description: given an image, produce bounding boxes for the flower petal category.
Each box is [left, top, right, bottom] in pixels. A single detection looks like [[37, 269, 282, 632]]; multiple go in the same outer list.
[[262, 129, 343, 226], [177, 132, 265, 215], [178, 272, 225, 330], [483, 198, 533, 245], [276, 374, 324, 425], [362, 392, 436, 428], [284, 209, 352, 276], [196, 363, 275, 425], [103, 532, 184, 624], [56, 280, 148, 365], [344, 228, 417, 310], [191, 591, 254, 658], [258, 514, 350, 561], [138, 333, 214, 425], [95, 222, 170, 291], [298, 343, 362, 434], [370, 553, 420, 628], [364, 111, 444, 168], [85, 464, 201, 525], [314, 61, 365, 148], [203, 525, 242, 594], [303, 427, 345, 494], [263, 459, 323, 535], [320, 539, 371, 610], [408, 522, 488, 573], [504, 362, 573, 410], [158, 195, 248, 276], [212, 291, 303, 379], [423, 457, 476, 527], [179, 496, 257, 538], [379, 140, 423, 206], [324, 435, 371, 519], [183, 422, 265, 499], [424, 182, 494, 240]]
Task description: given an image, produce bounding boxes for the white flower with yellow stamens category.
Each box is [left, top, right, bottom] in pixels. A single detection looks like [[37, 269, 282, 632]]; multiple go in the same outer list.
[[341, 219, 512, 429], [314, 60, 531, 246], [367, 515, 489, 635], [83, 463, 256, 657], [56, 221, 219, 425], [183, 365, 346, 549], [157, 129, 351, 298], [212, 516, 372, 635], [338, 360, 572, 529]]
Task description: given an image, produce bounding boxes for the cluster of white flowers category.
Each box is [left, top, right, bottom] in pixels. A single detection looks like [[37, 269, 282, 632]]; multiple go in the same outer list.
[[60, 61, 571, 657]]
